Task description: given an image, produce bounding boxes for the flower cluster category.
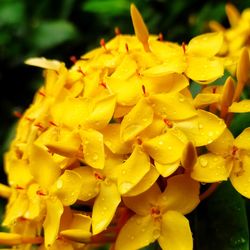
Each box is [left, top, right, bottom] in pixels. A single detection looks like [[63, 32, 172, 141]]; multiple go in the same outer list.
[[0, 3, 250, 250]]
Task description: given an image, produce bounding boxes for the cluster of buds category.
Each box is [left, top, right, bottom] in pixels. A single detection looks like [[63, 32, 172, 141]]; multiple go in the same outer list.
[[1, 3, 250, 250]]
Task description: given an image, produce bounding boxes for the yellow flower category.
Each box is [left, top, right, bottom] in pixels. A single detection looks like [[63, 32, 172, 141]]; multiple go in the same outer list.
[[115, 174, 200, 250], [191, 127, 250, 198]]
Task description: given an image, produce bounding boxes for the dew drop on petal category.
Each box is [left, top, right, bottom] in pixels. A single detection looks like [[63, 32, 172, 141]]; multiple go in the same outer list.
[[199, 158, 208, 167], [153, 229, 160, 239], [57, 179, 63, 189]]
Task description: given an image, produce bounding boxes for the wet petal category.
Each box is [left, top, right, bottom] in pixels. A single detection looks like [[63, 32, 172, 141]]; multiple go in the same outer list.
[[102, 124, 132, 154], [80, 129, 105, 169], [124, 165, 159, 197], [155, 161, 180, 177], [158, 211, 193, 250], [29, 145, 61, 189], [92, 182, 120, 235], [142, 73, 189, 94], [120, 99, 154, 142], [86, 94, 116, 129], [206, 128, 234, 155], [117, 146, 151, 195], [159, 174, 200, 214], [73, 167, 100, 201], [148, 92, 197, 120], [143, 131, 186, 164], [234, 128, 250, 150], [115, 214, 158, 250], [43, 196, 63, 247], [123, 184, 161, 215], [175, 109, 226, 146], [51, 170, 82, 206], [193, 93, 220, 108], [229, 100, 250, 113], [186, 32, 223, 57], [191, 153, 231, 183], [186, 56, 224, 83], [230, 155, 250, 198], [106, 77, 142, 106], [25, 57, 62, 71]]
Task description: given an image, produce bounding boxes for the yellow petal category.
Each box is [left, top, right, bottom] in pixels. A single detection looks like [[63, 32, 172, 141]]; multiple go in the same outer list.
[[186, 32, 223, 57], [186, 56, 224, 83], [229, 100, 250, 113], [86, 94, 116, 130], [43, 196, 63, 247], [193, 93, 220, 108], [143, 131, 186, 164], [159, 174, 199, 214], [46, 130, 81, 158], [106, 76, 142, 106], [124, 165, 159, 197], [191, 153, 231, 183], [148, 92, 197, 120], [175, 110, 226, 146], [117, 146, 151, 195], [80, 129, 105, 169], [226, 3, 240, 27], [51, 97, 92, 128], [234, 128, 250, 150], [130, 4, 150, 52], [29, 145, 61, 189], [110, 55, 137, 79], [116, 215, 158, 250], [142, 73, 189, 94], [60, 230, 91, 243], [230, 155, 250, 198], [158, 211, 193, 250], [155, 161, 180, 177], [92, 182, 120, 235], [25, 57, 62, 71], [0, 232, 22, 245], [73, 167, 100, 201], [102, 124, 132, 154], [51, 170, 82, 206], [206, 128, 234, 155], [123, 184, 161, 215], [221, 76, 235, 117], [0, 183, 11, 198], [120, 99, 154, 142]]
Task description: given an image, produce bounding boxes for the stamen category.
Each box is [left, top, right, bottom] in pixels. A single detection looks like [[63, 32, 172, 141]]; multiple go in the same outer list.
[[164, 118, 173, 128], [16, 185, 24, 190], [70, 55, 77, 64], [34, 123, 44, 131], [100, 82, 107, 88], [100, 38, 108, 51], [125, 43, 129, 53], [13, 110, 23, 118], [94, 172, 105, 181], [25, 117, 34, 122], [36, 190, 46, 196], [49, 120, 57, 126], [136, 137, 142, 145], [150, 207, 161, 218], [114, 27, 121, 36], [38, 91, 46, 97], [142, 85, 146, 96], [182, 42, 186, 53], [77, 67, 86, 76], [158, 33, 164, 41]]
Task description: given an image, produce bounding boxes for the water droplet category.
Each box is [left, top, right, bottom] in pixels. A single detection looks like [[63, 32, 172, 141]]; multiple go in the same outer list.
[[103, 206, 107, 211], [208, 131, 214, 137], [158, 140, 164, 145], [167, 146, 172, 150], [92, 154, 99, 161], [141, 228, 146, 232], [179, 97, 185, 102], [199, 158, 208, 167], [198, 123, 203, 129], [120, 182, 133, 193], [87, 192, 92, 197], [121, 170, 126, 175], [84, 140, 89, 145], [57, 179, 63, 189], [130, 235, 135, 240], [153, 229, 160, 239], [142, 118, 148, 123]]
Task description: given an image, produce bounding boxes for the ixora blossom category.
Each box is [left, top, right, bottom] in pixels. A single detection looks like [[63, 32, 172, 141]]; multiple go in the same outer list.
[[0, 3, 250, 250]]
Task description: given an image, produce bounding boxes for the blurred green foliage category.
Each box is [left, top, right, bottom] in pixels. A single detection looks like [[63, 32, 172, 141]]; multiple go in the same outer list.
[[1, 0, 250, 249]]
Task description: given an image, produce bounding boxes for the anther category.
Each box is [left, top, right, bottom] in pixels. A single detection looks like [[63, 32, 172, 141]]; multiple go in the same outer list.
[[36, 190, 46, 196], [34, 123, 44, 131], [25, 117, 34, 122], [164, 118, 173, 128], [49, 120, 57, 126], [94, 172, 104, 181], [158, 33, 164, 41], [115, 27, 121, 36], [100, 38, 107, 51], [142, 85, 146, 96], [100, 82, 107, 88], [13, 111, 23, 118], [182, 42, 186, 53], [16, 185, 24, 190], [77, 67, 86, 76], [70, 55, 77, 64], [125, 43, 129, 53]]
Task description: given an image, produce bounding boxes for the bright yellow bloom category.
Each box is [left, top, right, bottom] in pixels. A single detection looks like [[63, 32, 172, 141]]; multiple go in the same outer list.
[[115, 174, 200, 250], [191, 127, 250, 198]]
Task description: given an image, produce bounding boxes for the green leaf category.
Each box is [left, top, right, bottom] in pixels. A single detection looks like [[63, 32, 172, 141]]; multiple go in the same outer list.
[[82, 0, 130, 16], [230, 113, 250, 137], [194, 181, 249, 250], [30, 20, 78, 50]]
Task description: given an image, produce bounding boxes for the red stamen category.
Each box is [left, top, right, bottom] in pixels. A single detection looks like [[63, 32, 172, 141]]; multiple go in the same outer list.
[[38, 91, 46, 97], [77, 67, 86, 76], [114, 27, 121, 36], [142, 85, 146, 95], [36, 190, 46, 196], [100, 82, 107, 88], [231, 146, 238, 156], [100, 38, 107, 51], [49, 121, 57, 126], [158, 33, 164, 41], [94, 172, 104, 181], [13, 111, 23, 118], [125, 43, 129, 53], [182, 42, 186, 53], [136, 137, 142, 145], [164, 118, 173, 128], [34, 123, 44, 131], [212, 87, 217, 93], [16, 185, 24, 190], [25, 117, 34, 122], [151, 207, 161, 217], [70, 55, 77, 64]]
